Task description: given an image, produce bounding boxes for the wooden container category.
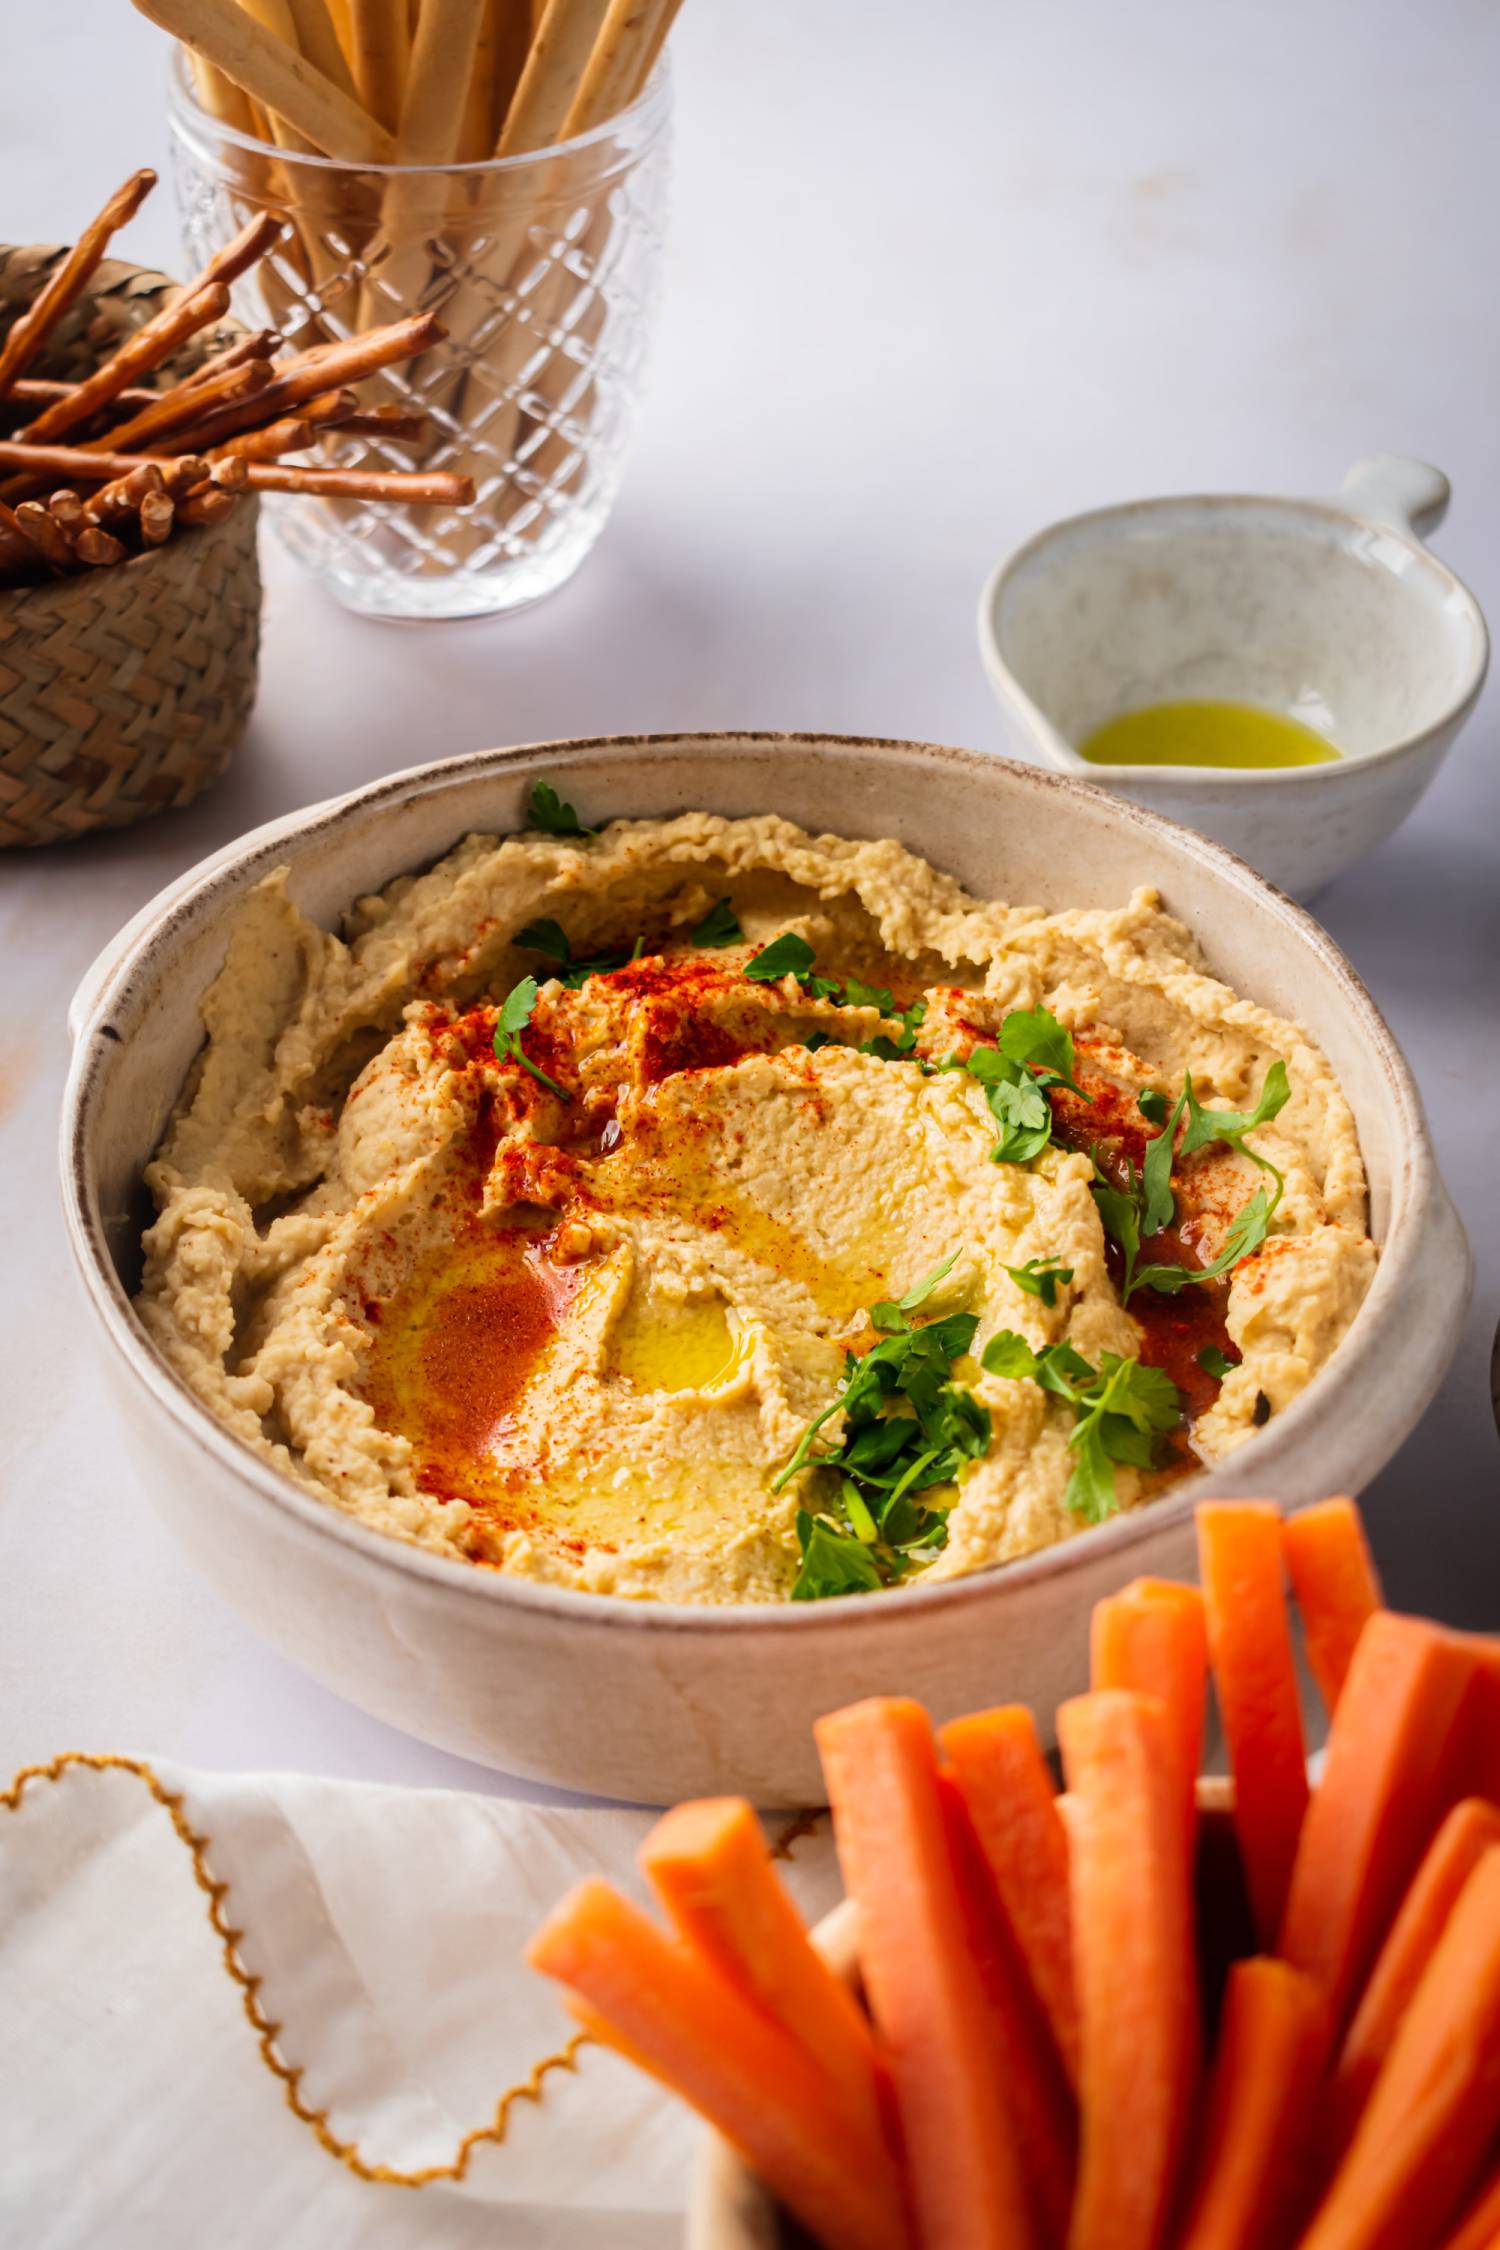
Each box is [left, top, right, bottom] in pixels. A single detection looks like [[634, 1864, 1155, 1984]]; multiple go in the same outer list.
[[0, 245, 261, 850]]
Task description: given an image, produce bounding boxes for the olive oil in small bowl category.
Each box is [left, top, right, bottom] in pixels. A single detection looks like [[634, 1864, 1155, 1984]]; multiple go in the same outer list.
[[1079, 700, 1341, 772], [977, 456, 1489, 897]]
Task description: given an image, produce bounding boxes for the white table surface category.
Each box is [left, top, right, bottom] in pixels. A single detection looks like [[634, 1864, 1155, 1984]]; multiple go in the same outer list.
[[3, 0, 1497, 1800]]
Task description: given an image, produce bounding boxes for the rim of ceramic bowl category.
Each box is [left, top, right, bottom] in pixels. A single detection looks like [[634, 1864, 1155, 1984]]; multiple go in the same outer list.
[[166, 40, 671, 177], [59, 732, 1466, 1642], [977, 491, 1491, 790]]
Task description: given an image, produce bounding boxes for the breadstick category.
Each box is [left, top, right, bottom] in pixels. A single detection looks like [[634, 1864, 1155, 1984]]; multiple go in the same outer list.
[[285, 0, 360, 95], [562, 0, 669, 136], [242, 460, 474, 501], [188, 50, 258, 133], [74, 524, 128, 567], [0, 170, 157, 399], [12, 501, 76, 570], [169, 312, 442, 446], [397, 0, 487, 160], [16, 284, 232, 445], [347, 0, 411, 132], [461, 0, 527, 159], [631, 0, 681, 96], [129, 0, 397, 160], [139, 489, 176, 544], [497, 0, 612, 154]]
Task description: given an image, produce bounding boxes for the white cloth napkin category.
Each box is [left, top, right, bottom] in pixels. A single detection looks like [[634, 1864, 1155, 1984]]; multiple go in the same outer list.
[[0, 1754, 841, 2249]]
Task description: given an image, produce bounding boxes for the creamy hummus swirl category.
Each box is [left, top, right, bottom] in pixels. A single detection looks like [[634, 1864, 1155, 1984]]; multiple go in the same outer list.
[[137, 812, 1375, 1604]]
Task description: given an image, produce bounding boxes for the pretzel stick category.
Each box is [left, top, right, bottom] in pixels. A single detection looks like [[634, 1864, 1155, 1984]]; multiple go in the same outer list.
[[86, 462, 168, 525], [16, 284, 232, 445], [196, 210, 290, 288], [348, 0, 411, 131], [12, 502, 76, 570], [6, 376, 163, 415], [0, 502, 38, 578], [211, 412, 315, 460], [178, 485, 238, 525], [0, 170, 157, 399], [242, 460, 474, 500], [168, 312, 443, 446], [130, 0, 398, 159], [206, 454, 250, 491], [75, 524, 129, 567], [0, 440, 217, 485], [139, 489, 176, 544], [82, 359, 273, 457], [333, 408, 428, 438], [562, 0, 669, 136], [47, 490, 89, 543], [497, 0, 612, 153], [178, 328, 283, 388]]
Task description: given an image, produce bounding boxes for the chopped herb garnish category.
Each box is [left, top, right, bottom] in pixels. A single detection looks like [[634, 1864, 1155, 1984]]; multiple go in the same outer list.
[[981, 1330, 1183, 1523], [1092, 1060, 1290, 1300], [841, 974, 896, 1013], [493, 977, 571, 1102], [941, 1005, 1092, 1167], [516, 917, 634, 990], [527, 779, 598, 840], [1004, 1256, 1075, 1308], [778, 1261, 990, 1599], [862, 999, 927, 1061], [1197, 1345, 1236, 1380], [997, 1005, 1090, 1099], [1137, 1087, 1170, 1126], [804, 1030, 832, 1053], [691, 898, 744, 948]]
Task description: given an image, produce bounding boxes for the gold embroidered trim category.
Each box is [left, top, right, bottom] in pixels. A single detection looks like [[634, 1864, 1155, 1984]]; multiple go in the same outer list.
[[1, 1751, 822, 2191]]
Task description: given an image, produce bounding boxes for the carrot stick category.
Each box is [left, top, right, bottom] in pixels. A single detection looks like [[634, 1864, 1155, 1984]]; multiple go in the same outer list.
[[1175, 1956, 1329, 2250], [817, 1696, 1040, 2250], [1298, 1850, 1500, 2250], [639, 1797, 891, 2163], [939, 1703, 1079, 2087], [1057, 1689, 1200, 2250], [938, 1772, 1077, 2245], [1282, 1500, 1383, 1716], [1091, 1577, 1208, 1845], [527, 1876, 911, 2250], [1197, 1502, 1309, 1946], [1279, 1613, 1477, 2029], [1331, 1800, 1500, 2142], [1435, 2163, 1500, 2250]]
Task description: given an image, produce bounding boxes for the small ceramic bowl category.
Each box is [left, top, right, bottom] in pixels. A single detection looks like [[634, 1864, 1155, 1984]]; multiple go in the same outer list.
[[977, 457, 1489, 899]]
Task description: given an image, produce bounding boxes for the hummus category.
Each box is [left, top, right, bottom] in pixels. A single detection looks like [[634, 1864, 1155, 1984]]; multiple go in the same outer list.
[[137, 805, 1376, 1604]]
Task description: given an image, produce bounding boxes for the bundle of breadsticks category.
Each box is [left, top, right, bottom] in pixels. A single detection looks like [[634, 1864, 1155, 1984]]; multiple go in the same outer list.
[[0, 173, 475, 589], [132, 0, 685, 165]]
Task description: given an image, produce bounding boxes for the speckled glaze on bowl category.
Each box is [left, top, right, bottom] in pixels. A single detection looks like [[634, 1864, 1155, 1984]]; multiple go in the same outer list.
[[978, 457, 1489, 899], [60, 736, 1469, 1805]]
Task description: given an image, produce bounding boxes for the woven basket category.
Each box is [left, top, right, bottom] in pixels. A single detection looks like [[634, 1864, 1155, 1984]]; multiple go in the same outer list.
[[0, 246, 262, 850]]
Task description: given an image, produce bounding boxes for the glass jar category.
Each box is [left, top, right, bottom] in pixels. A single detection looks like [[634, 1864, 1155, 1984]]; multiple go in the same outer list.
[[167, 51, 670, 621]]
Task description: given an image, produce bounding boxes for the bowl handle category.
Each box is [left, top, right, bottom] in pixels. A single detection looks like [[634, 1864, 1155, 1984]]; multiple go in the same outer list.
[[1337, 456, 1450, 539]]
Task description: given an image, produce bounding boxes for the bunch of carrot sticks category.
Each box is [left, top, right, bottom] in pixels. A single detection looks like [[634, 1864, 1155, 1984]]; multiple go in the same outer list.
[[530, 1497, 1500, 2250], [0, 170, 475, 588], [131, 0, 685, 166]]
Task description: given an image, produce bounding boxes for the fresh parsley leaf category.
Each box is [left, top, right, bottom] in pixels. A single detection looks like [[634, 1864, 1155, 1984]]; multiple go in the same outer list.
[[745, 932, 817, 983], [859, 998, 928, 1061], [1178, 1060, 1291, 1162], [515, 917, 573, 966], [842, 974, 896, 1013], [1138, 1087, 1170, 1125], [983, 1330, 1183, 1521], [870, 1250, 961, 1332], [791, 1512, 883, 1600], [1131, 1184, 1278, 1296], [1005, 1256, 1075, 1308], [1141, 1082, 1188, 1237], [527, 780, 598, 840], [691, 898, 744, 948], [492, 977, 571, 1102], [998, 1005, 1089, 1099], [1198, 1345, 1235, 1379], [804, 1030, 832, 1053], [1091, 1163, 1143, 1295]]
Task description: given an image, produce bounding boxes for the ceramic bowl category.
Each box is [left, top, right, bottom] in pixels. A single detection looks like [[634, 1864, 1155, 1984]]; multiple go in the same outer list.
[[60, 736, 1469, 1806], [977, 457, 1489, 899]]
